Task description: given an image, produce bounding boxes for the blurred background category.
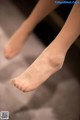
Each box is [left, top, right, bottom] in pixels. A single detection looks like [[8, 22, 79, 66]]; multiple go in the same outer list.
[[0, 0, 80, 120]]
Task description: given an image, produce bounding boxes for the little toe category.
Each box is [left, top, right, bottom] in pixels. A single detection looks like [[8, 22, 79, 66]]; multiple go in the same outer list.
[[21, 86, 27, 92]]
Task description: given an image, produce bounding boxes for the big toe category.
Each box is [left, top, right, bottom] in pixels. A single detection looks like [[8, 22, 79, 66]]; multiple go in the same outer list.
[[4, 46, 19, 59], [4, 46, 12, 59], [10, 79, 16, 85]]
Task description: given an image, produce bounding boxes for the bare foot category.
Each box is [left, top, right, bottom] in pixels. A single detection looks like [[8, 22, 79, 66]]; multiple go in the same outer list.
[[11, 48, 65, 92], [4, 20, 32, 59]]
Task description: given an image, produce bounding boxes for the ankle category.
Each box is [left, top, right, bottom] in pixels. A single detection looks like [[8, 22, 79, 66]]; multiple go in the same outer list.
[[43, 48, 65, 70], [49, 55, 65, 70]]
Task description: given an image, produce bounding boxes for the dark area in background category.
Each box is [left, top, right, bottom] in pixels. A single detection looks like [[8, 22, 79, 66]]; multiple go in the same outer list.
[[11, 0, 73, 46]]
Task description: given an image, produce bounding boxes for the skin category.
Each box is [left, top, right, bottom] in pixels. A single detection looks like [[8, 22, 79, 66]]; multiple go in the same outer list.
[[10, 2, 80, 92], [4, 0, 59, 59]]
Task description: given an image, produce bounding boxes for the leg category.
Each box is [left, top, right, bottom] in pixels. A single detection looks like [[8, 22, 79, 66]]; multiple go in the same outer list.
[[11, 2, 80, 92], [4, 0, 59, 59]]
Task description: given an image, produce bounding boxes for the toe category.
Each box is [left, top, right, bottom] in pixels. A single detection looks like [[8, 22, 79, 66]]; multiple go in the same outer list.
[[4, 48, 12, 59], [4, 45, 16, 59], [19, 85, 28, 92], [21, 87, 27, 93], [11, 79, 19, 88], [13, 81, 18, 87], [11, 79, 15, 85], [15, 82, 19, 88]]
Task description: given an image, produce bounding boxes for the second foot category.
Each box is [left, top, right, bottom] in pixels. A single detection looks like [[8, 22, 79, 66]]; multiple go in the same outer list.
[[11, 49, 65, 92], [4, 38, 24, 59], [4, 20, 31, 59]]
